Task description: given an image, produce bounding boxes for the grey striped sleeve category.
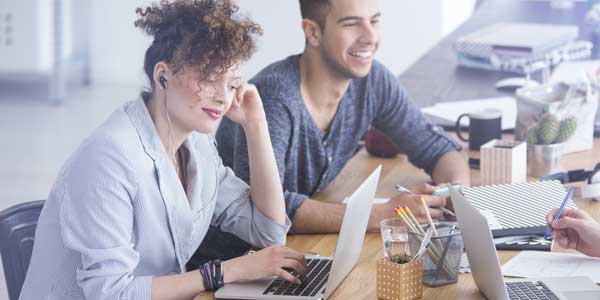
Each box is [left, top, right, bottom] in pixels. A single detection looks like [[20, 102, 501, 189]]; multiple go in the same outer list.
[[60, 137, 152, 300]]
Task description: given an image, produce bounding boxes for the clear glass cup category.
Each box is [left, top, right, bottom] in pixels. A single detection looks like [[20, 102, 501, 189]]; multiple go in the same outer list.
[[380, 218, 408, 262]]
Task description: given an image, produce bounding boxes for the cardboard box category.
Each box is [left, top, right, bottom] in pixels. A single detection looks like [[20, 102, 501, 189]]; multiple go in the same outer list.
[[376, 258, 423, 300], [480, 139, 527, 185]]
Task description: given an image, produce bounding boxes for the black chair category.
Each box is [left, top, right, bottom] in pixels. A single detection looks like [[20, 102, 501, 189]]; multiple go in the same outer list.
[[0, 200, 44, 300]]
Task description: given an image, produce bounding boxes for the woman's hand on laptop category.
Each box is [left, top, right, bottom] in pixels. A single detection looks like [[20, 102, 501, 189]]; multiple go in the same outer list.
[[547, 208, 600, 258], [222, 245, 307, 285]]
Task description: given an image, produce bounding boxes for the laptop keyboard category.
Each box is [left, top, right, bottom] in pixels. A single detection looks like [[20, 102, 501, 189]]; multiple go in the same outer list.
[[506, 281, 559, 300], [262, 258, 332, 297]]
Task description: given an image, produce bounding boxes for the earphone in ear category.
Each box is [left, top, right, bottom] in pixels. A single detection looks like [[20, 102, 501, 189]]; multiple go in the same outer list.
[[159, 75, 168, 90]]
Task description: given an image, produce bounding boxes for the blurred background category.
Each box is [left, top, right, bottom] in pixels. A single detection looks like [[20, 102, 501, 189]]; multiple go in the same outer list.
[[0, 0, 476, 297]]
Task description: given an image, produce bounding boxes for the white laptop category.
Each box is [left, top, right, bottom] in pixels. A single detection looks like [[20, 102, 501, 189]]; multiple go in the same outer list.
[[215, 165, 382, 300], [450, 186, 600, 300]]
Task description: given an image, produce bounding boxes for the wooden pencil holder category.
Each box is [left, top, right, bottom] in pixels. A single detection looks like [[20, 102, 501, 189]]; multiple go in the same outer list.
[[377, 258, 423, 300]]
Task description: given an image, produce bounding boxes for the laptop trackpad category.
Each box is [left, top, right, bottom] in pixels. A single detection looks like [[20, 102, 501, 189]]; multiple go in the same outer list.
[[562, 291, 600, 300]]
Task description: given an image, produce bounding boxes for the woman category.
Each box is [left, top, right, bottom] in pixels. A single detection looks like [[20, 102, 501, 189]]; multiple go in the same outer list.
[[19, 1, 306, 299]]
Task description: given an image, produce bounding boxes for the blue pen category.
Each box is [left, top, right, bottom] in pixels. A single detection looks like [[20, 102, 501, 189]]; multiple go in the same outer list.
[[544, 187, 574, 240]]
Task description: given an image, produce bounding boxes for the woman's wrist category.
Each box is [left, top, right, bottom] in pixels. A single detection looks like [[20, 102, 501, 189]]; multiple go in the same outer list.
[[222, 258, 242, 284], [197, 259, 225, 291], [241, 118, 268, 132]]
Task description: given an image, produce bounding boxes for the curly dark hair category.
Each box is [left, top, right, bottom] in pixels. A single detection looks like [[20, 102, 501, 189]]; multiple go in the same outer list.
[[135, 0, 262, 89]]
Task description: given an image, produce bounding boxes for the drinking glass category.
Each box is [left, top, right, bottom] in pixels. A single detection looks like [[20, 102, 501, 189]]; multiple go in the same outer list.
[[380, 218, 408, 261]]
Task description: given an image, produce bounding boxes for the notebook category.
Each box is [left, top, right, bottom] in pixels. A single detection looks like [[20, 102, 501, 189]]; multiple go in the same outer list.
[[461, 180, 576, 237]]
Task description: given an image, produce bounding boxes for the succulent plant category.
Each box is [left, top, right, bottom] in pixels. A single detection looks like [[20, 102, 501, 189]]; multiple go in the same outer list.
[[555, 117, 577, 143], [390, 253, 411, 264], [525, 114, 578, 145], [537, 114, 560, 144], [525, 125, 539, 145]]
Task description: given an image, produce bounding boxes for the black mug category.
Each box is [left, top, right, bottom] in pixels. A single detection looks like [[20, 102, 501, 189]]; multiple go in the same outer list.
[[455, 109, 502, 150]]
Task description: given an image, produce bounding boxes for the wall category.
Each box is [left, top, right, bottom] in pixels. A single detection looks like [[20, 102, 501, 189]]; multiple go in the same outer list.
[[89, 0, 151, 86], [89, 0, 474, 87]]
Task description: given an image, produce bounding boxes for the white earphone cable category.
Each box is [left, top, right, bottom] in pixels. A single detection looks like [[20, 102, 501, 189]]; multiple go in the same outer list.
[[163, 92, 179, 177]]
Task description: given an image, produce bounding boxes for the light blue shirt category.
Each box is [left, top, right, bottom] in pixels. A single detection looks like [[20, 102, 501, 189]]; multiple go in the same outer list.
[[19, 97, 290, 300]]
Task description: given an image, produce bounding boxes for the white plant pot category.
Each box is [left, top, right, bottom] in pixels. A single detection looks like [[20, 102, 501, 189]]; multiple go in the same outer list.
[[527, 143, 564, 178]]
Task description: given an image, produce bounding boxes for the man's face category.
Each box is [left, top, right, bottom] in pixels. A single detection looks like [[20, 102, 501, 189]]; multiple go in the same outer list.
[[318, 0, 381, 79]]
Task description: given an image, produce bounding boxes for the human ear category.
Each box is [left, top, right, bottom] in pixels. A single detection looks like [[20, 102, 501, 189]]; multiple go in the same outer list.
[[301, 19, 322, 47]]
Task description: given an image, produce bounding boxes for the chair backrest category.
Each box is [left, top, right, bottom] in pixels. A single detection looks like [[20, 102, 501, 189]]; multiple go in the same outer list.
[[0, 200, 44, 300]]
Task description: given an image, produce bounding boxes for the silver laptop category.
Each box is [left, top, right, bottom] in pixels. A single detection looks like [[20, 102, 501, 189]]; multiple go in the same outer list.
[[215, 165, 382, 300], [450, 186, 600, 300]]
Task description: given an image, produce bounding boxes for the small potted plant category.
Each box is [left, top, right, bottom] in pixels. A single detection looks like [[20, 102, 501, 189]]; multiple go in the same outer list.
[[524, 113, 577, 177]]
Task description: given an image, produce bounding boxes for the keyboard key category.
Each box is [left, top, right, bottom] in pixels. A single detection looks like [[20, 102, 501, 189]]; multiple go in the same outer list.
[[506, 281, 560, 300], [265, 258, 332, 297]]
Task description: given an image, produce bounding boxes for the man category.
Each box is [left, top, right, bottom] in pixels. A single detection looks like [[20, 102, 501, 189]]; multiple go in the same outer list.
[[215, 0, 470, 235]]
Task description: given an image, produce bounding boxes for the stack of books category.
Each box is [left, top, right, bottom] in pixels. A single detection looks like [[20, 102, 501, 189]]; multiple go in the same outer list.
[[454, 22, 593, 74]]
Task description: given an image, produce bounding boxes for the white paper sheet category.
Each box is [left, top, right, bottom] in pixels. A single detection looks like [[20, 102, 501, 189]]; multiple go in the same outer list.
[[421, 97, 517, 130], [550, 60, 600, 84], [342, 197, 389, 204], [501, 251, 600, 283]]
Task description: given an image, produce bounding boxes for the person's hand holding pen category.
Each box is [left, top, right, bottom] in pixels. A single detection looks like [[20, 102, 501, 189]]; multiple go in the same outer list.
[[383, 183, 448, 224], [546, 208, 600, 258], [397, 183, 457, 216]]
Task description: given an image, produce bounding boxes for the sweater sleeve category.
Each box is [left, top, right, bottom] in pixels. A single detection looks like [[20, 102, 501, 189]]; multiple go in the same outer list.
[[370, 63, 462, 174]]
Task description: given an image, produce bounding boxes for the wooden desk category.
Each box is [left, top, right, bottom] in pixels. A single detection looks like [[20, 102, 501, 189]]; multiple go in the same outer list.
[[195, 138, 600, 300]]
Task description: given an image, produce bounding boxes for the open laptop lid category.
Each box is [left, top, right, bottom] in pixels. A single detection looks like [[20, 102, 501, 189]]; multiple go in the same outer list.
[[450, 186, 510, 300], [323, 165, 381, 299]]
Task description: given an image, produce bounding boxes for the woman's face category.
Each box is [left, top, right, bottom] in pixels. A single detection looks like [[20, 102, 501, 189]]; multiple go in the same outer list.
[[164, 64, 242, 134]]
